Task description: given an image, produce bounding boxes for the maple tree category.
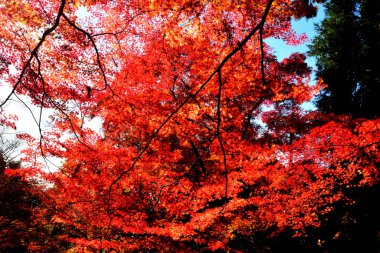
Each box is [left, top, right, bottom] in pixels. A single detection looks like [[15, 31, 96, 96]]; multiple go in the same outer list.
[[0, 0, 379, 252]]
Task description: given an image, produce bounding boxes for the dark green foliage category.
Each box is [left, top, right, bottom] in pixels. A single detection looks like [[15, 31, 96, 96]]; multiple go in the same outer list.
[[0, 151, 35, 252], [307, 2, 380, 251], [0, 150, 69, 252], [309, 0, 380, 118]]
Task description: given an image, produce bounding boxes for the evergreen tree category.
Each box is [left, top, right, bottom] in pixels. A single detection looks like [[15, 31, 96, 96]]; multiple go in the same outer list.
[[356, 0, 380, 117], [0, 146, 68, 252], [309, 0, 380, 118], [309, 2, 380, 251]]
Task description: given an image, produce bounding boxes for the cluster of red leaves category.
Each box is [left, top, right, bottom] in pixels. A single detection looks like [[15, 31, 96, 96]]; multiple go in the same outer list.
[[0, 0, 378, 252]]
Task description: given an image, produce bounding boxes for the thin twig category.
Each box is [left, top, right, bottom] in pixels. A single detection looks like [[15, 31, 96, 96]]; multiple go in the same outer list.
[[105, 0, 274, 229], [0, 0, 66, 108], [62, 14, 114, 94], [259, 27, 266, 86], [217, 69, 228, 205]]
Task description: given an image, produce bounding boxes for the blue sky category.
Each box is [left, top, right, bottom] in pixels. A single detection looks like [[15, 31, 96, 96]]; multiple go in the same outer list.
[[265, 4, 325, 110], [266, 5, 325, 70]]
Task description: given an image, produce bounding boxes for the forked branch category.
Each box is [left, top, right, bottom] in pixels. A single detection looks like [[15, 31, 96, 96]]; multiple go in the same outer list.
[[0, 0, 66, 108], [106, 0, 274, 226]]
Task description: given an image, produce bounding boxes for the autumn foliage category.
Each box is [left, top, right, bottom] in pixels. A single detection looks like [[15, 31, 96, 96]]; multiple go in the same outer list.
[[0, 0, 379, 252]]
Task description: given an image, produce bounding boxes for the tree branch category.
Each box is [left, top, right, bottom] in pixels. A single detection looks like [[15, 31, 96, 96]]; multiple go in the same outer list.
[[105, 0, 274, 225], [62, 13, 114, 94], [0, 0, 66, 108]]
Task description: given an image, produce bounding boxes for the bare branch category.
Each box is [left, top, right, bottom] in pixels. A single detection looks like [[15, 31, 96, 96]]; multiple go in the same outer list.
[[62, 14, 114, 94], [217, 69, 228, 203], [0, 0, 66, 108], [259, 27, 266, 86], [105, 0, 274, 225]]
